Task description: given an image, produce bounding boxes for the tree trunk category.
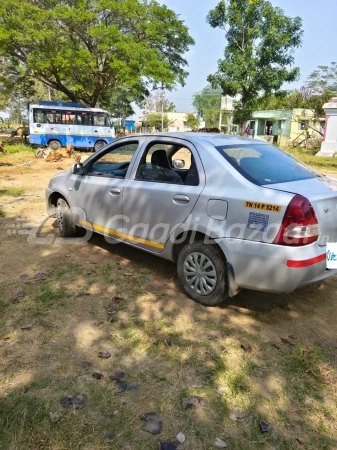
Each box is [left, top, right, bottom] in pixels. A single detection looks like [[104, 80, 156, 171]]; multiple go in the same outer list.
[[240, 121, 247, 136]]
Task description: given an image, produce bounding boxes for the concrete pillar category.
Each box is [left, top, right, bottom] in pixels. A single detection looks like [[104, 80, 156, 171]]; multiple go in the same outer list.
[[316, 98, 337, 157]]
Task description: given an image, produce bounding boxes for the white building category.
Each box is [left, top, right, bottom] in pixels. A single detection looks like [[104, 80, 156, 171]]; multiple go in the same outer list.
[[141, 111, 204, 132], [166, 112, 198, 132]]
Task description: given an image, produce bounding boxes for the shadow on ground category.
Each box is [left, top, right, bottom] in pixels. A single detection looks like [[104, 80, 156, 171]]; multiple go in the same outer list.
[[0, 224, 336, 449]]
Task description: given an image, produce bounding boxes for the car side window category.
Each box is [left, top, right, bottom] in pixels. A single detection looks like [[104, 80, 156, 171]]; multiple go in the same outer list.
[[88, 142, 139, 179], [136, 142, 199, 186]]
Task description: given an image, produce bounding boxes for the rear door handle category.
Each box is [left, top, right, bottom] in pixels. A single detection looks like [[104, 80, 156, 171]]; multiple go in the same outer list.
[[173, 194, 190, 204], [109, 188, 121, 196]]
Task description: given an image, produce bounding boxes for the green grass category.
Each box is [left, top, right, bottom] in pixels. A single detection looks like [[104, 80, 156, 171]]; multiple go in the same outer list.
[[0, 187, 25, 196], [0, 260, 336, 450], [55, 263, 82, 279], [0, 283, 69, 331], [282, 345, 329, 402], [0, 142, 35, 155], [0, 209, 5, 217], [35, 284, 68, 305], [285, 146, 337, 170]]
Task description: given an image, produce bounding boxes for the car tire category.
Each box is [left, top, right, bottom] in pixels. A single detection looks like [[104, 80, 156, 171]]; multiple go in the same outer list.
[[48, 139, 62, 151], [94, 140, 106, 152], [57, 198, 78, 238], [177, 241, 228, 306]]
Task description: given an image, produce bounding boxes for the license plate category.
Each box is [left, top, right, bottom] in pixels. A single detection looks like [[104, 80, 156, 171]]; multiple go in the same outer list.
[[327, 243, 337, 269]]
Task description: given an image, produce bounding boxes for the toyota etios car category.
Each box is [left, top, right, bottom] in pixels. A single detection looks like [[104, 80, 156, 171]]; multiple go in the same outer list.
[[46, 133, 337, 306]]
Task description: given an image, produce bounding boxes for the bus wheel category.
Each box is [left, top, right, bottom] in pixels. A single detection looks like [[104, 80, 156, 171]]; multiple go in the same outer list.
[[48, 140, 62, 151], [94, 140, 106, 152]]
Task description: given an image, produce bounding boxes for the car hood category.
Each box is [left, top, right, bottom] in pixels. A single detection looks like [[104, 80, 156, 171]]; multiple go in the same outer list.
[[265, 176, 337, 245]]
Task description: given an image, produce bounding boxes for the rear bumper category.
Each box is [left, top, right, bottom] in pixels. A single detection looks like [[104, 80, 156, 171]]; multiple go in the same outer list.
[[215, 238, 337, 294]]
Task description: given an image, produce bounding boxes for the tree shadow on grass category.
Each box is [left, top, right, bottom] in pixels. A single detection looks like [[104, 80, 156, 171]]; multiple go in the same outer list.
[[0, 227, 337, 449]]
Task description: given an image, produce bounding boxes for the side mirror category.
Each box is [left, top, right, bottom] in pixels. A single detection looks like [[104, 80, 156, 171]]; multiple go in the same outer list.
[[70, 163, 84, 175], [172, 159, 185, 169]]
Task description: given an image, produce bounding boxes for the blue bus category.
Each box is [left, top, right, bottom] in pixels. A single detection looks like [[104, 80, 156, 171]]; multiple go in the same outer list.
[[28, 101, 115, 152]]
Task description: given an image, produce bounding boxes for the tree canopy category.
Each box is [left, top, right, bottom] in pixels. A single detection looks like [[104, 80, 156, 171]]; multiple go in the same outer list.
[[142, 112, 170, 130], [207, 0, 303, 133], [0, 0, 194, 109], [257, 87, 333, 117], [185, 113, 200, 130], [192, 85, 222, 128], [307, 63, 337, 95]]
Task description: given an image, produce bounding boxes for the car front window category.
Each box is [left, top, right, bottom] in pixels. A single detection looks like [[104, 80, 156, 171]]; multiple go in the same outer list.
[[89, 142, 139, 178], [215, 143, 319, 185]]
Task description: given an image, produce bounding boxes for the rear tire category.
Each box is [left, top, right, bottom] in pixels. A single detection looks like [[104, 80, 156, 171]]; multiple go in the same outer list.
[[177, 241, 228, 306], [94, 140, 106, 152], [57, 198, 77, 238], [48, 139, 62, 151]]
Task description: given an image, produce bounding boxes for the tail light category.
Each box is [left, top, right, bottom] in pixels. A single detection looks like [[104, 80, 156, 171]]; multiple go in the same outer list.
[[274, 195, 319, 246]]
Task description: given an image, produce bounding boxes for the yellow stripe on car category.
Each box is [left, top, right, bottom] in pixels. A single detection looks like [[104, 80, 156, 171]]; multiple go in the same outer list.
[[78, 220, 165, 250]]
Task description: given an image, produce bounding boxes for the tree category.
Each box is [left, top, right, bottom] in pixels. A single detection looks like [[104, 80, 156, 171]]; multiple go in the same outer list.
[[207, 0, 303, 134], [101, 90, 136, 125], [193, 85, 222, 128], [141, 91, 176, 113], [258, 87, 332, 117], [185, 113, 200, 130], [142, 113, 170, 130], [99, 85, 143, 124], [0, 0, 194, 107], [307, 63, 337, 95]]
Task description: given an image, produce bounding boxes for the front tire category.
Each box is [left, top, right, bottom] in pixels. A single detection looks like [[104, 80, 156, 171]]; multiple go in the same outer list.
[[57, 198, 77, 238], [177, 241, 228, 306]]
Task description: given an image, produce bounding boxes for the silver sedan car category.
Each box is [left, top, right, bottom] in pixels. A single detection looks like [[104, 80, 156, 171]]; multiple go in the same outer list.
[[46, 133, 337, 305]]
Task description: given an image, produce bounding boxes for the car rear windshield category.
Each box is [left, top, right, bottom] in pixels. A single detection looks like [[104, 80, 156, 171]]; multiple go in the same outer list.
[[215, 143, 318, 185]]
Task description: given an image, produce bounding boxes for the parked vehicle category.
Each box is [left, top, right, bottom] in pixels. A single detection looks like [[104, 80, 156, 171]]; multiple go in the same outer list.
[[29, 101, 115, 152], [46, 133, 337, 305]]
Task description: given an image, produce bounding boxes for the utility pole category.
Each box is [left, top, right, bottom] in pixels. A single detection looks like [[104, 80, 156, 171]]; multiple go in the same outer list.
[[219, 94, 222, 131], [219, 110, 222, 131], [161, 84, 165, 132]]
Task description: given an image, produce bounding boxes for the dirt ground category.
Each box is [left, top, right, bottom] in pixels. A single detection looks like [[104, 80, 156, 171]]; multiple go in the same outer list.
[[1, 151, 337, 449]]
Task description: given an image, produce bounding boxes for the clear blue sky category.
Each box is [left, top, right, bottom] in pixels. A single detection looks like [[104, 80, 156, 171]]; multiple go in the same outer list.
[[132, 0, 337, 119]]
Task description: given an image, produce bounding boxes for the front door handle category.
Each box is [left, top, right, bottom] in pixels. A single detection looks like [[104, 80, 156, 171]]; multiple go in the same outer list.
[[173, 194, 190, 204], [109, 188, 121, 196]]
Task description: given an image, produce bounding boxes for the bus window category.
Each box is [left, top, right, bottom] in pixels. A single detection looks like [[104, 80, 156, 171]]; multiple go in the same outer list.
[[77, 111, 92, 126], [54, 112, 62, 123], [45, 109, 62, 124], [93, 112, 109, 127], [62, 111, 76, 124], [33, 109, 45, 123]]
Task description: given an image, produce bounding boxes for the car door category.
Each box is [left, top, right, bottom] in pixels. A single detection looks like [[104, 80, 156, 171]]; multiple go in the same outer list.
[[72, 138, 145, 239], [122, 137, 206, 253]]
